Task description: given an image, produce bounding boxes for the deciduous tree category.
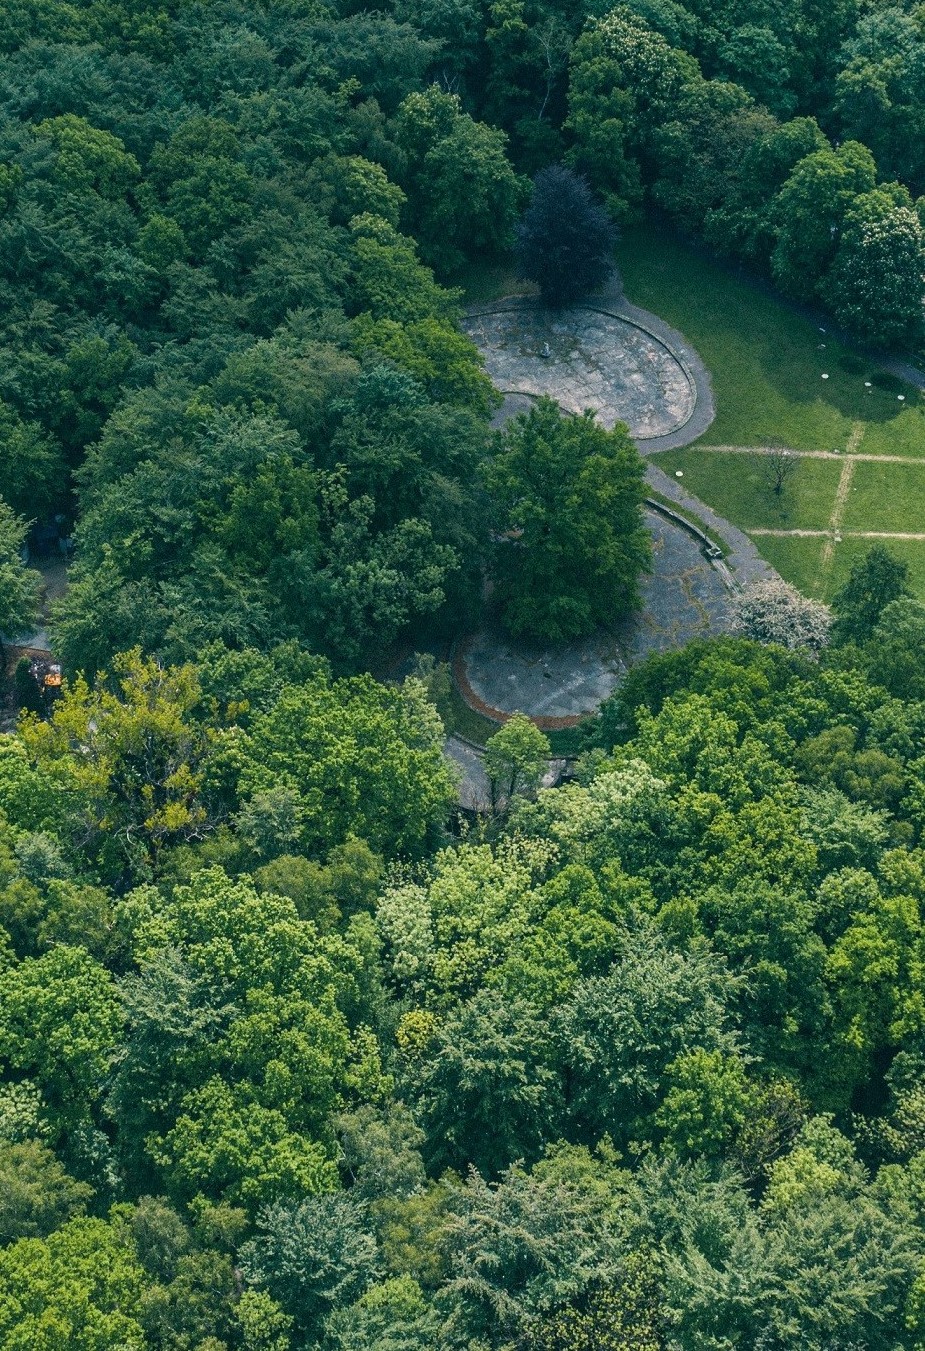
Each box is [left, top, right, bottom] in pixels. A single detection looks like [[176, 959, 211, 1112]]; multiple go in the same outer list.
[[0, 500, 40, 643], [484, 400, 650, 642], [831, 544, 911, 644], [515, 166, 617, 305], [731, 578, 832, 653], [484, 713, 550, 813]]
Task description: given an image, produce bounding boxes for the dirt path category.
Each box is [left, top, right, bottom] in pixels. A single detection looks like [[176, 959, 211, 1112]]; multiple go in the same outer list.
[[846, 421, 866, 454], [465, 277, 925, 598], [679, 419, 925, 585], [749, 528, 925, 540], [819, 455, 856, 572], [685, 443, 924, 464]]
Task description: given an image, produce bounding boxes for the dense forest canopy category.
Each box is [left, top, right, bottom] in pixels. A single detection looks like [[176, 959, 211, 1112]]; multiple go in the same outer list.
[[2, 0, 925, 1346], [0, 0, 922, 659]]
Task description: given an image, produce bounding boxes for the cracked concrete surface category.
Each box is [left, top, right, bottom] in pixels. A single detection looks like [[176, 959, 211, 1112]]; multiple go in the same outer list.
[[445, 282, 766, 816], [463, 305, 696, 440]]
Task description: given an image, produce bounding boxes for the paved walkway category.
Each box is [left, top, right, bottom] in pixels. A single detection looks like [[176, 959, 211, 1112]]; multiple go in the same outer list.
[[820, 457, 856, 569], [444, 735, 492, 812], [445, 733, 567, 812], [588, 268, 717, 451], [445, 274, 776, 798], [8, 556, 67, 655], [644, 462, 777, 587], [617, 299, 716, 451], [463, 303, 696, 441]]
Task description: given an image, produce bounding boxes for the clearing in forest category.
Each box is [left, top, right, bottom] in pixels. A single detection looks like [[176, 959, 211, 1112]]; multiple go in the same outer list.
[[619, 228, 925, 598]]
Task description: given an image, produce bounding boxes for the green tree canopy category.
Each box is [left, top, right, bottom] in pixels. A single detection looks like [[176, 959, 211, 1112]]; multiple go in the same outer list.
[[0, 500, 41, 643], [831, 544, 912, 645], [484, 399, 651, 643], [484, 713, 551, 813], [0, 1216, 147, 1351]]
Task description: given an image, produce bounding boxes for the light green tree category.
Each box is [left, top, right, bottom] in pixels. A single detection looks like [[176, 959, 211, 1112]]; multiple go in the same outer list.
[[0, 1216, 147, 1350], [20, 648, 211, 871], [771, 141, 877, 300], [484, 713, 550, 813], [823, 187, 925, 348], [0, 1139, 93, 1242], [149, 1077, 338, 1211], [240, 672, 456, 857], [0, 944, 122, 1131]]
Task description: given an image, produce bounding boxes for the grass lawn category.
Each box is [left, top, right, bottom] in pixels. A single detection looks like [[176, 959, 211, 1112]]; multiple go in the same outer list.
[[858, 404, 925, 458], [455, 257, 537, 303], [653, 449, 842, 531], [840, 459, 925, 533], [618, 229, 923, 454], [442, 682, 499, 744], [460, 231, 925, 601], [752, 535, 827, 597], [718, 532, 925, 601]]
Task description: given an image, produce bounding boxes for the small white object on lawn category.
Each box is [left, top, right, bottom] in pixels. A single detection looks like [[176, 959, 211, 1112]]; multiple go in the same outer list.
[[675, 470, 683, 477], [821, 373, 829, 379]]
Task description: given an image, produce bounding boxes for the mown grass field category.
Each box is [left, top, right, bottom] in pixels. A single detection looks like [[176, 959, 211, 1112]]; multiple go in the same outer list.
[[460, 233, 925, 599], [655, 449, 843, 532], [840, 460, 925, 533], [617, 228, 925, 598], [618, 229, 923, 453], [754, 534, 925, 600]]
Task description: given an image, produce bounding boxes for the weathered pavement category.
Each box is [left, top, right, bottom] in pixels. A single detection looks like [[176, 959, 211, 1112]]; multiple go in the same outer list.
[[463, 301, 698, 442], [645, 462, 778, 588], [464, 276, 775, 591]]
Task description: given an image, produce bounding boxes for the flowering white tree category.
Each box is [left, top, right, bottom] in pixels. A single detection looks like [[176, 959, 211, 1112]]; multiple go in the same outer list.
[[731, 578, 832, 653], [824, 190, 925, 349]]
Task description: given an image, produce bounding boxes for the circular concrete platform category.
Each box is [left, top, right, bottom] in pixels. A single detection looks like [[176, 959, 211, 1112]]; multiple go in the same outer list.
[[456, 629, 626, 730], [462, 305, 696, 440]]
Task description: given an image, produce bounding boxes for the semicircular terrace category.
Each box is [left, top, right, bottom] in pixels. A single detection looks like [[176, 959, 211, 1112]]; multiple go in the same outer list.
[[462, 302, 697, 441]]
